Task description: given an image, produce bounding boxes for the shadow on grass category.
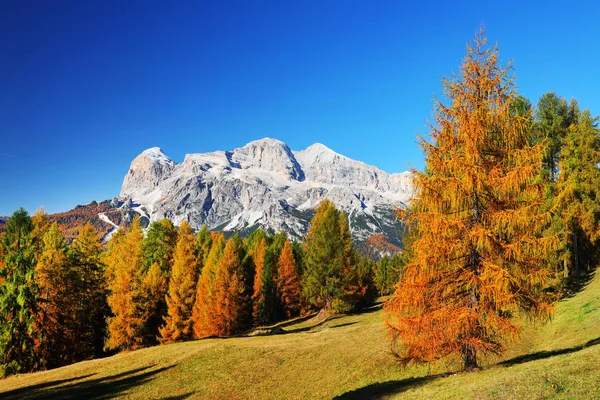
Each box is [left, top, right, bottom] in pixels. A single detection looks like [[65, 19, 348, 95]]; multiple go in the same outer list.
[[350, 302, 383, 315], [0, 364, 193, 400], [330, 322, 358, 329], [333, 374, 447, 399], [557, 267, 597, 300], [249, 316, 343, 337], [499, 336, 600, 367]]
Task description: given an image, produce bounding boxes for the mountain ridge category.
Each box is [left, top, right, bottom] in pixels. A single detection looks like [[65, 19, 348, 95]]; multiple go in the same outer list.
[[119, 138, 413, 246]]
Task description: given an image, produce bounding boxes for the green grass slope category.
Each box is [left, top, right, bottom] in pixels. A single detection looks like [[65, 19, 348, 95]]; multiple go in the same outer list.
[[1, 272, 599, 399]]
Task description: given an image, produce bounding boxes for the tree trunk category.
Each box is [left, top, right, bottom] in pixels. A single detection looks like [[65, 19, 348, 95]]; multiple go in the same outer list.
[[462, 190, 480, 371], [462, 343, 478, 371]]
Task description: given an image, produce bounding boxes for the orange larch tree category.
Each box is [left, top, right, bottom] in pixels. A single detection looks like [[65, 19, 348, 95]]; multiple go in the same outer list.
[[159, 221, 199, 343], [104, 216, 145, 351], [251, 237, 268, 324], [277, 239, 301, 319], [192, 232, 225, 338], [384, 30, 557, 371], [35, 223, 74, 368], [69, 222, 108, 360], [214, 234, 250, 336]]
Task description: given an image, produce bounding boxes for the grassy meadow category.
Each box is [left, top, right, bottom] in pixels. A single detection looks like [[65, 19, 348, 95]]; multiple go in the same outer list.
[[1, 272, 598, 399]]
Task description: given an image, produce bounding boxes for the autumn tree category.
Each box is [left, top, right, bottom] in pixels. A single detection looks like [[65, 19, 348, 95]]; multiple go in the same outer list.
[[31, 207, 51, 255], [251, 236, 270, 325], [213, 235, 250, 336], [0, 208, 41, 376], [384, 31, 556, 371], [160, 221, 199, 343], [555, 107, 600, 275], [277, 239, 301, 319], [35, 223, 75, 368], [105, 217, 145, 351], [69, 222, 108, 360], [250, 231, 287, 325], [192, 232, 225, 338]]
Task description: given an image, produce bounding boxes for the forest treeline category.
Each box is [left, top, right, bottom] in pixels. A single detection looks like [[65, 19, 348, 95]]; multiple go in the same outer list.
[[0, 199, 402, 376]]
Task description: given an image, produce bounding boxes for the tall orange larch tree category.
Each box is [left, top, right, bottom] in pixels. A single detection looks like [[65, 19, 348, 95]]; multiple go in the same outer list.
[[192, 232, 225, 338], [277, 239, 301, 319], [213, 235, 249, 336], [251, 237, 268, 324], [35, 223, 74, 368], [69, 222, 108, 360], [160, 221, 199, 343], [105, 216, 145, 351], [384, 30, 557, 371]]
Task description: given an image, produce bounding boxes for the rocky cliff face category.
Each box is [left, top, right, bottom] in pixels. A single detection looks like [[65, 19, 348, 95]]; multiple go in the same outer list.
[[119, 138, 413, 245]]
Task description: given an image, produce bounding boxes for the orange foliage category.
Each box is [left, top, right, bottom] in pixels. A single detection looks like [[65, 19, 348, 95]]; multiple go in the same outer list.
[[160, 221, 198, 343], [213, 235, 248, 336], [192, 233, 225, 338], [277, 239, 301, 318], [384, 30, 556, 370], [105, 217, 145, 351], [251, 237, 267, 322]]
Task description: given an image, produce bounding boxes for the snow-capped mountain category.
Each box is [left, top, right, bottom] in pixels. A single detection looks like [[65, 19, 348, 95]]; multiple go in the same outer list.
[[118, 138, 413, 245]]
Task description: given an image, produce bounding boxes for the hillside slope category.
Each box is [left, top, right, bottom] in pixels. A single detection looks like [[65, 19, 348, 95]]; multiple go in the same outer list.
[[1, 272, 598, 399]]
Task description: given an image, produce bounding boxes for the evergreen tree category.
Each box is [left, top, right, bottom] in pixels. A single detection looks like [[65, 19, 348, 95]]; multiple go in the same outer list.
[[105, 217, 145, 351], [385, 32, 556, 371], [196, 225, 212, 266], [140, 219, 177, 344], [69, 222, 108, 359], [214, 235, 250, 336], [290, 240, 305, 279], [374, 253, 405, 296], [277, 239, 301, 319], [0, 208, 41, 376], [192, 233, 225, 338], [302, 200, 346, 313], [347, 256, 376, 309], [535, 93, 572, 182], [160, 221, 199, 343], [142, 218, 177, 275], [337, 212, 373, 311], [556, 108, 600, 275]]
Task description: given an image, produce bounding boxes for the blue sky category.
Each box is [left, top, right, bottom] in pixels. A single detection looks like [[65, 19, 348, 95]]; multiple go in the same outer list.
[[1, 0, 598, 215]]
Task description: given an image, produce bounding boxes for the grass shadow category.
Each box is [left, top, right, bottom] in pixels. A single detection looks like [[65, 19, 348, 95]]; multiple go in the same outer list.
[[499, 336, 600, 367], [0, 364, 187, 400], [333, 374, 446, 399], [249, 315, 343, 337], [330, 322, 358, 329]]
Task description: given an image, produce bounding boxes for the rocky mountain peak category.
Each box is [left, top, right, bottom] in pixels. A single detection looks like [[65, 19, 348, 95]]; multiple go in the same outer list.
[[118, 139, 413, 245], [231, 138, 305, 181]]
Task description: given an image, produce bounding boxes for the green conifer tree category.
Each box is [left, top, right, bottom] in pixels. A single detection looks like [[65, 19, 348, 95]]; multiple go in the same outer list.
[[0, 208, 41, 376], [556, 107, 600, 275]]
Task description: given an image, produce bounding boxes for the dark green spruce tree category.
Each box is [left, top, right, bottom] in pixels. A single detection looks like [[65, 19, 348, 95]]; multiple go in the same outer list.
[[0, 208, 41, 376]]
